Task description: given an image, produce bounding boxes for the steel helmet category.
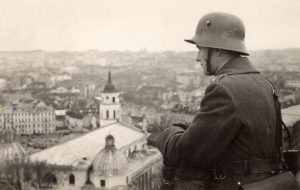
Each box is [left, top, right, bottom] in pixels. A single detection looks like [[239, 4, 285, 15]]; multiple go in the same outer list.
[[185, 12, 249, 55]]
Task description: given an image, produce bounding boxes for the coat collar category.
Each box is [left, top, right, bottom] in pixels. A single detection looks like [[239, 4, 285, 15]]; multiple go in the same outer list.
[[215, 57, 260, 76]]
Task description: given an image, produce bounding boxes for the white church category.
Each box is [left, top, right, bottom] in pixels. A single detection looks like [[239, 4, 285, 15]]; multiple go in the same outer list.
[[30, 71, 162, 189]]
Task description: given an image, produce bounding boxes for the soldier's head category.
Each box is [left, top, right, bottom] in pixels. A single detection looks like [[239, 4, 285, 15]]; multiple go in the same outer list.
[[185, 12, 249, 75]]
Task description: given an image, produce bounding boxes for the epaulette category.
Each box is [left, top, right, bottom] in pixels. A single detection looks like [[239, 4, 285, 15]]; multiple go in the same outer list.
[[211, 74, 228, 84]]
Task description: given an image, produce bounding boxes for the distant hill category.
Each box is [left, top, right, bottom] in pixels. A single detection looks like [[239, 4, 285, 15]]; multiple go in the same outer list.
[[0, 48, 299, 69], [246, 48, 300, 69], [250, 48, 300, 58]]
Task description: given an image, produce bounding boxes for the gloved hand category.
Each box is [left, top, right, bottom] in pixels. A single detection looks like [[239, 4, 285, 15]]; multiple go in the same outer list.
[[172, 122, 189, 130]]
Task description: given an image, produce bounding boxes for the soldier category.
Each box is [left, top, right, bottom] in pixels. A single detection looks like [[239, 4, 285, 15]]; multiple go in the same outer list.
[[156, 12, 280, 190]]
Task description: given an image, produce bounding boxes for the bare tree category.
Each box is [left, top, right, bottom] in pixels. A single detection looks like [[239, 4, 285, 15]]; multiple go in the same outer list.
[[0, 159, 70, 190], [148, 114, 174, 133]]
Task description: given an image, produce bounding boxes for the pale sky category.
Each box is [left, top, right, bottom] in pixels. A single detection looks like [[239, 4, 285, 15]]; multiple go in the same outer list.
[[0, 0, 299, 51]]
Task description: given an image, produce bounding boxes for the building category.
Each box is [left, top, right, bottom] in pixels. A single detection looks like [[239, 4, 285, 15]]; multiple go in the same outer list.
[[0, 129, 26, 163], [30, 71, 162, 189], [31, 122, 161, 189], [65, 111, 84, 129], [0, 101, 56, 134], [124, 104, 194, 125], [50, 86, 80, 95], [97, 70, 121, 127], [82, 113, 97, 129], [50, 73, 72, 86], [30, 121, 162, 189], [0, 128, 27, 189], [285, 80, 300, 88], [282, 104, 300, 128], [176, 70, 203, 88]]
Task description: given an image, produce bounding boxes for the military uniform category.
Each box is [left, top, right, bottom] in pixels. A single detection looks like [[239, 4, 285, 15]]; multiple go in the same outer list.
[[156, 57, 277, 190]]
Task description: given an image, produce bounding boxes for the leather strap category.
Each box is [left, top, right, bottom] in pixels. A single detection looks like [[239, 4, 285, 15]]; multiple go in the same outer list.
[[227, 159, 274, 175]]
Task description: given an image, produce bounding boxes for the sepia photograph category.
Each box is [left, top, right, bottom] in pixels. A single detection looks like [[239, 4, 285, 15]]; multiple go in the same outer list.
[[0, 0, 300, 189]]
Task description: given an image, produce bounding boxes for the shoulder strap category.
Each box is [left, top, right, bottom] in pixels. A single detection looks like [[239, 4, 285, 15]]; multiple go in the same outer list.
[[265, 79, 292, 148], [265, 79, 292, 168]]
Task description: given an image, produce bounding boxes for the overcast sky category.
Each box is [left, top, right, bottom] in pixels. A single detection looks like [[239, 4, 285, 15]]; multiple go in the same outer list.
[[0, 0, 299, 51]]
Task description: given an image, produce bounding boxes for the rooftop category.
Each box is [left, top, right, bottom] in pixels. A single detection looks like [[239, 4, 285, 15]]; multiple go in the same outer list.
[[30, 122, 146, 169], [92, 135, 128, 177], [103, 70, 117, 93], [282, 104, 300, 127]]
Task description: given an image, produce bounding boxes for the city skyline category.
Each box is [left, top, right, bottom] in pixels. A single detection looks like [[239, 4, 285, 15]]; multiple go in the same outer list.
[[0, 0, 299, 52]]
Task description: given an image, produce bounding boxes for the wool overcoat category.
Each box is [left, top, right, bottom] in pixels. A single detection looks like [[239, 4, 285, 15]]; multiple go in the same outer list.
[[156, 57, 277, 190]]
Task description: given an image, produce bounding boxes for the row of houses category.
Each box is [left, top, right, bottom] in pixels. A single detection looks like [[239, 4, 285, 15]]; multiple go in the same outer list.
[[0, 98, 100, 135]]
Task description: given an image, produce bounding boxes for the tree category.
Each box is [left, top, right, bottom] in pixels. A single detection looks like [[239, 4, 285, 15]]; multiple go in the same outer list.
[[0, 159, 71, 190], [148, 114, 174, 133], [127, 162, 163, 190]]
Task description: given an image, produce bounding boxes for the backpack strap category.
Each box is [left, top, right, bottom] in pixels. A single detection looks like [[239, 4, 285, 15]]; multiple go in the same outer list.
[[265, 78, 292, 169]]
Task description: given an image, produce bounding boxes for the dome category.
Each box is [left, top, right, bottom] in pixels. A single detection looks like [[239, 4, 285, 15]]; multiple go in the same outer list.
[[92, 135, 127, 177], [103, 83, 117, 93], [0, 142, 26, 164], [0, 128, 26, 165], [103, 70, 117, 93]]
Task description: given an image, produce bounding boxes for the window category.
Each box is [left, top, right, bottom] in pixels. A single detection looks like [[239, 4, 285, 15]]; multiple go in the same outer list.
[[112, 97, 115, 103], [43, 173, 57, 185], [106, 110, 109, 119], [100, 180, 105, 187], [113, 110, 116, 119], [69, 174, 75, 185]]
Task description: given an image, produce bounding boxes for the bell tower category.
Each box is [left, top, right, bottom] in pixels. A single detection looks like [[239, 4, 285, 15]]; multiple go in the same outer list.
[[99, 70, 121, 127]]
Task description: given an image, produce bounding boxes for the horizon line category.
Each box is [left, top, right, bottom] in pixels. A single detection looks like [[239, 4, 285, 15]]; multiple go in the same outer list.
[[0, 47, 299, 53]]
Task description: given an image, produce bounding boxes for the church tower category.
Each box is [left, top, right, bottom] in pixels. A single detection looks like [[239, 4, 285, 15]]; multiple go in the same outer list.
[[99, 70, 121, 127]]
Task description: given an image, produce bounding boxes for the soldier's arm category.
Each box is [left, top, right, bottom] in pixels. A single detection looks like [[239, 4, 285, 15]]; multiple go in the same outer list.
[[156, 125, 185, 165], [157, 83, 241, 167]]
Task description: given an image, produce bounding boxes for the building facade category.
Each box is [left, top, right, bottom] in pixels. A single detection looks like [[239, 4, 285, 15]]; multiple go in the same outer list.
[[30, 121, 162, 190], [176, 70, 202, 87], [0, 103, 56, 134]]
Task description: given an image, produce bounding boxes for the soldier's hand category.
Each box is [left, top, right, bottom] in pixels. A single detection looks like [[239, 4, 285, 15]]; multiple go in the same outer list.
[[161, 180, 175, 190], [172, 122, 189, 130]]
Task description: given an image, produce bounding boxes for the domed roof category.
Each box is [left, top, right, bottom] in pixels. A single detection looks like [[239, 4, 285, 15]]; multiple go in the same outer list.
[[92, 135, 127, 177], [0, 142, 26, 164], [103, 70, 117, 93], [0, 129, 26, 165], [103, 83, 116, 93]]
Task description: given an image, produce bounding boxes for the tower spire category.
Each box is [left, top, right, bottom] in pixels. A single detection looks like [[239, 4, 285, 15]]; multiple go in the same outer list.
[[108, 69, 112, 84], [99, 68, 121, 127], [103, 69, 116, 93]]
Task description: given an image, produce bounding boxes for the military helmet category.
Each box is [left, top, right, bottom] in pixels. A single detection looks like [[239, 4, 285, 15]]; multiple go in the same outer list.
[[185, 12, 249, 55]]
